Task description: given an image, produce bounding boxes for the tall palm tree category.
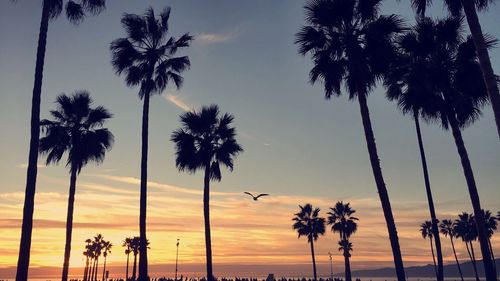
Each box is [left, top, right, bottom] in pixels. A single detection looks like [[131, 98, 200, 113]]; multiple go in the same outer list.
[[12, 1, 106, 280], [420, 220, 438, 279], [295, 1, 406, 279], [327, 201, 358, 281], [384, 17, 446, 281], [481, 210, 497, 262], [39, 92, 113, 281], [292, 204, 326, 281], [92, 234, 104, 281], [171, 105, 243, 281], [411, 0, 500, 140], [101, 240, 112, 281], [455, 213, 480, 281], [440, 219, 465, 281], [123, 237, 133, 281], [110, 8, 192, 280]]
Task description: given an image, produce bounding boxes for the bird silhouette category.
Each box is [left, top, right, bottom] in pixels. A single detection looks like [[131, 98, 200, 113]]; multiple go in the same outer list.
[[244, 192, 270, 201]]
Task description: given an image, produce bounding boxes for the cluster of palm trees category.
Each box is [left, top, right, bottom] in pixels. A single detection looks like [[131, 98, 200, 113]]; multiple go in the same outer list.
[[292, 202, 358, 281], [83, 234, 113, 281], [295, 1, 499, 281], [421, 210, 498, 281], [122, 237, 150, 281]]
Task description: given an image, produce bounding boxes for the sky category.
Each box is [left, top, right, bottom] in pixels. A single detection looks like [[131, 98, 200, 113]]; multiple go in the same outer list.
[[0, 0, 499, 279]]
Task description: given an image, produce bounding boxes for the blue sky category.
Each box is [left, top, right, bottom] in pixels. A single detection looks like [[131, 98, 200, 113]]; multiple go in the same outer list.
[[0, 0, 499, 275]]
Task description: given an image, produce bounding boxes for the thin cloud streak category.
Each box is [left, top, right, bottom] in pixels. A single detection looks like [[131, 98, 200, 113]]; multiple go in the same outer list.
[[163, 92, 193, 111]]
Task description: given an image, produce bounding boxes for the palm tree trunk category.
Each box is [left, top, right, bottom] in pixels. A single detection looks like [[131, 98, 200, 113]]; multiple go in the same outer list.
[[16, 2, 50, 281], [309, 237, 318, 281], [488, 239, 496, 264], [357, 92, 406, 281], [83, 256, 89, 281], [126, 253, 130, 281], [447, 109, 497, 281], [461, 0, 500, 139], [102, 256, 107, 281], [91, 258, 96, 281], [413, 112, 444, 281], [138, 91, 150, 281], [429, 237, 438, 279], [470, 242, 480, 281], [132, 254, 137, 281], [465, 242, 479, 281], [62, 168, 78, 281], [94, 257, 99, 281], [344, 252, 352, 281], [450, 237, 465, 281], [203, 164, 213, 281], [88, 258, 93, 281]]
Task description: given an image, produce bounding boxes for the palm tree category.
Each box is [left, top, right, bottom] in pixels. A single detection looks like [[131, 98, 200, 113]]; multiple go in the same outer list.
[[92, 234, 104, 281], [420, 220, 438, 279], [384, 17, 446, 281], [327, 202, 358, 281], [123, 237, 133, 281], [83, 239, 93, 281], [292, 204, 326, 281], [101, 240, 112, 281], [481, 210, 497, 262], [171, 105, 243, 281], [39, 92, 113, 281], [455, 213, 480, 281], [295, 1, 406, 279], [110, 8, 192, 280], [411, 0, 500, 140], [130, 236, 140, 281], [12, 1, 106, 280], [440, 219, 465, 281]]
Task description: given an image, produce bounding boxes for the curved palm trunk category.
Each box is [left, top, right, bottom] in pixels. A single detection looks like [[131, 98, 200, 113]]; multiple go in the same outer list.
[[138, 92, 150, 281], [126, 253, 130, 281], [465, 242, 480, 281], [132, 254, 138, 281], [16, 2, 50, 281], [470, 242, 480, 281], [450, 237, 465, 281], [429, 237, 438, 279], [413, 113, 444, 281], [344, 252, 352, 281], [309, 237, 318, 281], [357, 93, 406, 281], [62, 169, 78, 281], [83, 256, 89, 281], [447, 110, 497, 281], [102, 256, 107, 281], [203, 165, 214, 281], [461, 0, 500, 139]]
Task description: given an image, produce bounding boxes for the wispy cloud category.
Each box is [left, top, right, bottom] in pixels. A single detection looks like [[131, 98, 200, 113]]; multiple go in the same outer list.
[[162, 92, 193, 111], [196, 32, 234, 44], [239, 131, 272, 147], [17, 163, 45, 169]]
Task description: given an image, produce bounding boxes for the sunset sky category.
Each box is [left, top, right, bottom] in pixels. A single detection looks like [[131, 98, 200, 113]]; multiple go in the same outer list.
[[0, 0, 499, 279]]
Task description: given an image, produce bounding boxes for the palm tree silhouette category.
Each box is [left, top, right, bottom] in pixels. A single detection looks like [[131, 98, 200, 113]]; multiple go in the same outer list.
[[411, 0, 500, 141], [292, 204, 326, 281], [171, 105, 243, 281], [420, 220, 438, 279], [440, 219, 465, 281], [130, 236, 140, 281], [83, 239, 93, 281], [327, 202, 358, 281], [39, 92, 113, 281], [384, 17, 446, 281], [481, 210, 497, 262], [123, 237, 133, 281], [11, 1, 106, 280], [455, 213, 480, 281], [110, 8, 192, 280], [389, 15, 495, 280], [295, 1, 406, 279], [101, 240, 112, 281]]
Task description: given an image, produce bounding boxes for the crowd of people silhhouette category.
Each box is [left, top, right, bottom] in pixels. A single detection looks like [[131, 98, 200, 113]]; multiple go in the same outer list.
[[7, 0, 499, 281]]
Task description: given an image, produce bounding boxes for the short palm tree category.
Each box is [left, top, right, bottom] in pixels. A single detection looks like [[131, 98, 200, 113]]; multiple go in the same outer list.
[[292, 204, 326, 281], [101, 240, 112, 281], [83, 239, 93, 281], [455, 213, 480, 281], [110, 8, 192, 280], [440, 219, 465, 281], [12, 1, 106, 280], [130, 236, 140, 281], [295, 1, 406, 279], [39, 92, 113, 281], [327, 202, 358, 281], [171, 105, 243, 281], [123, 237, 133, 281], [411, 0, 500, 140], [481, 210, 497, 262], [420, 220, 438, 279]]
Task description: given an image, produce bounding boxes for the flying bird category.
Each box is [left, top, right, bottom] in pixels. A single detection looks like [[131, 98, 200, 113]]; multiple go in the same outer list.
[[244, 192, 270, 201]]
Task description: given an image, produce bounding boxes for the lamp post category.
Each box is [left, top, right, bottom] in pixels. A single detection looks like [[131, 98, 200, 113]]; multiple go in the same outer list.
[[328, 251, 333, 281], [175, 239, 180, 281]]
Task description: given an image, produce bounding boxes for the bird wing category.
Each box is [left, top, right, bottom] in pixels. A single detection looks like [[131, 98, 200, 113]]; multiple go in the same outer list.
[[255, 193, 270, 198], [244, 192, 254, 197]]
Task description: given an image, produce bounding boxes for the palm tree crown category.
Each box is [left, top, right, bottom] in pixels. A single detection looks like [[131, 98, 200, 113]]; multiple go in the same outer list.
[[454, 212, 478, 243], [110, 6, 192, 99], [292, 204, 326, 242], [420, 220, 434, 239], [39, 91, 113, 173], [327, 201, 359, 239], [171, 105, 243, 181], [440, 219, 455, 238]]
